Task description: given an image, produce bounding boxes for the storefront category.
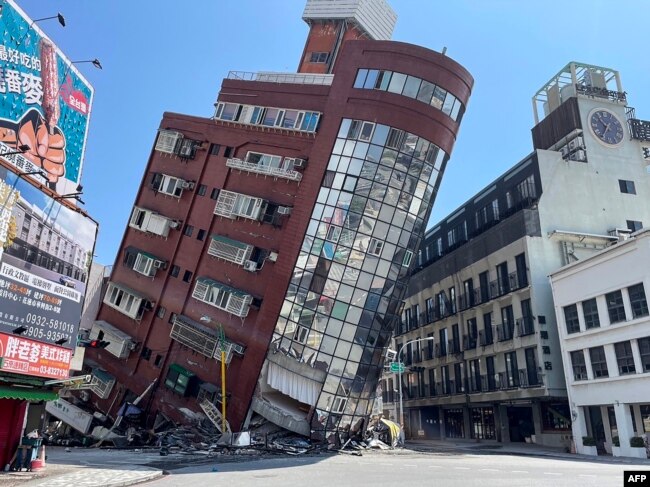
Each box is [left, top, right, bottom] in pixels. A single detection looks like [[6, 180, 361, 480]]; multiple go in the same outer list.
[[0, 386, 58, 468]]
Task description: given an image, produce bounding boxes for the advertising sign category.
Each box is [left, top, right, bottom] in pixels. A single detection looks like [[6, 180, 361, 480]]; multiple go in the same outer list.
[[0, 331, 71, 379], [0, 1, 94, 194], [46, 397, 93, 434], [0, 166, 97, 350]]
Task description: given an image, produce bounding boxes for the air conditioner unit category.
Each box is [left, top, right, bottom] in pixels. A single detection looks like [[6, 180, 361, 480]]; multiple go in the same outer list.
[[231, 343, 246, 355], [293, 158, 307, 169], [568, 137, 583, 151], [385, 349, 397, 361], [181, 180, 195, 190], [243, 260, 258, 272], [153, 260, 166, 269], [560, 145, 569, 157], [277, 206, 292, 215], [573, 149, 587, 161], [168, 220, 181, 229], [267, 251, 278, 262], [79, 390, 90, 402]]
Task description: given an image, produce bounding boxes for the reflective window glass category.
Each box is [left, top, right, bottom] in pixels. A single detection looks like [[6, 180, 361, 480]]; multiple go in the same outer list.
[[387, 72, 407, 94]]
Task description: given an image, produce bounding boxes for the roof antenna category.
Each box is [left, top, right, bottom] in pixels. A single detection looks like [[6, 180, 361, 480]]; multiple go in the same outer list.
[[442, 46, 447, 56]]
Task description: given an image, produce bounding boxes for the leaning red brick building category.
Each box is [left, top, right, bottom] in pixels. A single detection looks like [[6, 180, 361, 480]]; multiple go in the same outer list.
[[86, 0, 473, 441]]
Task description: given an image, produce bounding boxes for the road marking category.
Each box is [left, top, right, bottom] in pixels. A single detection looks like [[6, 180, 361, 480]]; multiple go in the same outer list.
[[511, 470, 528, 474], [480, 468, 500, 472], [543, 472, 561, 476]]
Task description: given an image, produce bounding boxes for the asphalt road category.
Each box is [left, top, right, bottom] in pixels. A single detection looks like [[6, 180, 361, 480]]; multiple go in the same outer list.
[[147, 450, 636, 487]]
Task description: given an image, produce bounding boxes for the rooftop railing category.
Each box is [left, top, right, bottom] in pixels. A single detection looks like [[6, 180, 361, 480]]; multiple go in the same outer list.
[[227, 71, 334, 86]]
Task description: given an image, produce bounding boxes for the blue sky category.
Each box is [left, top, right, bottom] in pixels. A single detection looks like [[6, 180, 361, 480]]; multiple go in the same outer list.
[[15, 0, 650, 265]]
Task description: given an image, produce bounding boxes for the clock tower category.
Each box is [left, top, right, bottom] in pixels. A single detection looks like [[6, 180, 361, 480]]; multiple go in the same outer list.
[[531, 62, 650, 164]]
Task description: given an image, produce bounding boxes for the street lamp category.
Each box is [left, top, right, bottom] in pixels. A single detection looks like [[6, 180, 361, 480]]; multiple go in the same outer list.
[[397, 337, 435, 432], [200, 315, 228, 433]]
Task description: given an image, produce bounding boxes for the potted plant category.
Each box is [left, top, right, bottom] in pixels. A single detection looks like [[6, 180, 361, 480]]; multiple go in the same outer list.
[[581, 436, 598, 455], [611, 436, 621, 456], [629, 437, 648, 459]]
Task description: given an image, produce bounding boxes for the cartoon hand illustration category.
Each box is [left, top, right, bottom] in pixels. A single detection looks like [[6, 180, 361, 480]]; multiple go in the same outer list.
[[16, 108, 66, 184]]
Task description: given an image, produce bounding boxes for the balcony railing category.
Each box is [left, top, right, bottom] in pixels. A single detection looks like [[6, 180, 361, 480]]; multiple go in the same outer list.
[[497, 322, 515, 342], [448, 339, 461, 355], [463, 334, 477, 350], [227, 70, 334, 85], [516, 317, 535, 337], [478, 329, 493, 346], [226, 158, 302, 181]]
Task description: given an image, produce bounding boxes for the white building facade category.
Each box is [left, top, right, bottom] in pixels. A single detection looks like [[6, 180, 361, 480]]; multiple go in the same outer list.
[[550, 229, 650, 458], [383, 62, 650, 448]]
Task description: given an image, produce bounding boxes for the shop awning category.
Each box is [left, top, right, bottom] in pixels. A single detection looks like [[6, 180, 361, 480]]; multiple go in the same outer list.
[[169, 363, 194, 378], [0, 385, 58, 401]]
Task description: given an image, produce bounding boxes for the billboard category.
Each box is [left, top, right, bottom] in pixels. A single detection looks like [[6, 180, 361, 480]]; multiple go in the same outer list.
[[0, 331, 72, 379], [0, 166, 97, 350], [0, 1, 94, 195]]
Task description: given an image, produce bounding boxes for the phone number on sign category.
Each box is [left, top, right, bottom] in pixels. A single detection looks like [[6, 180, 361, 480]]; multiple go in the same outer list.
[[23, 326, 72, 343], [25, 313, 75, 333]]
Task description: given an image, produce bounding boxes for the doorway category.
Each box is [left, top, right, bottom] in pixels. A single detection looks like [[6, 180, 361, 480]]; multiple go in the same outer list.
[[507, 406, 534, 442]]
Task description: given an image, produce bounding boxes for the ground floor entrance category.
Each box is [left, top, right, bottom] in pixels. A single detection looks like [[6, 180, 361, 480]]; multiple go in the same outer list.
[[507, 405, 534, 442]]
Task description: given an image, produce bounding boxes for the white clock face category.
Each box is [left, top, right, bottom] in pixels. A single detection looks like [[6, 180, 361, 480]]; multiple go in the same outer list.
[[589, 108, 624, 146]]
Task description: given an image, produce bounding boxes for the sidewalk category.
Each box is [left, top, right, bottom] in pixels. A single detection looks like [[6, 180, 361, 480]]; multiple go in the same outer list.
[[405, 438, 650, 465], [0, 447, 169, 487]]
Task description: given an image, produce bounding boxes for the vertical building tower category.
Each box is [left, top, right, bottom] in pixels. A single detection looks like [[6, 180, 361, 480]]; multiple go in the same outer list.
[[87, 0, 472, 440]]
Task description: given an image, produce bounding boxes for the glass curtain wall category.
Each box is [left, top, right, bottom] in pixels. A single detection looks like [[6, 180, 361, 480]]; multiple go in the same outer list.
[[271, 118, 448, 441]]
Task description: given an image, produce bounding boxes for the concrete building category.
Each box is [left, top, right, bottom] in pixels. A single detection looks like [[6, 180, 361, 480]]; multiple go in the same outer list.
[[550, 228, 650, 458], [383, 61, 650, 448], [86, 0, 473, 442]]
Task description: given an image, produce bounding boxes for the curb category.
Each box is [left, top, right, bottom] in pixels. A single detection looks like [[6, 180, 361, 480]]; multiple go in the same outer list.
[[101, 470, 164, 487]]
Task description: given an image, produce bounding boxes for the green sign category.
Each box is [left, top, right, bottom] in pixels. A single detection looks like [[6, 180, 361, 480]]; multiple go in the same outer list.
[[389, 362, 405, 373]]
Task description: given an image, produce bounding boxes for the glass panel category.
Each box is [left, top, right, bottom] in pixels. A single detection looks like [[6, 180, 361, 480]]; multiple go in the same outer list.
[[387, 72, 407, 94]]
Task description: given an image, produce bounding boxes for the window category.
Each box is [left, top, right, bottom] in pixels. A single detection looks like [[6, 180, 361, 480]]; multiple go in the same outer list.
[[104, 282, 146, 320], [589, 346, 608, 378], [582, 298, 600, 329], [197, 184, 207, 196], [156, 306, 166, 319], [627, 220, 643, 232], [209, 143, 221, 156], [183, 224, 194, 237], [224, 146, 234, 158], [309, 51, 329, 63], [182, 270, 193, 283], [563, 304, 580, 334], [628, 283, 649, 319], [614, 341, 636, 375], [354, 69, 368, 88], [170, 265, 180, 278], [619, 180, 636, 194], [639, 337, 650, 373], [402, 250, 413, 267], [425, 298, 434, 323], [293, 325, 309, 344], [449, 286, 456, 314], [154, 355, 163, 367], [541, 403, 571, 431], [141, 347, 152, 360], [164, 365, 194, 396], [571, 350, 587, 381], [214, 190, 266, 220], [196, 229, 206, 241], [368, 238, 383, 256], [210, 188, 220, 200], [606, 290, 626, 324], [515, 253, 528, 287], [482, 312, 493, 345], [326, 225, 342, 243], [192, 278, 253, 318], [505, 351, 519, 387], [331, 397, 347, 414]]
